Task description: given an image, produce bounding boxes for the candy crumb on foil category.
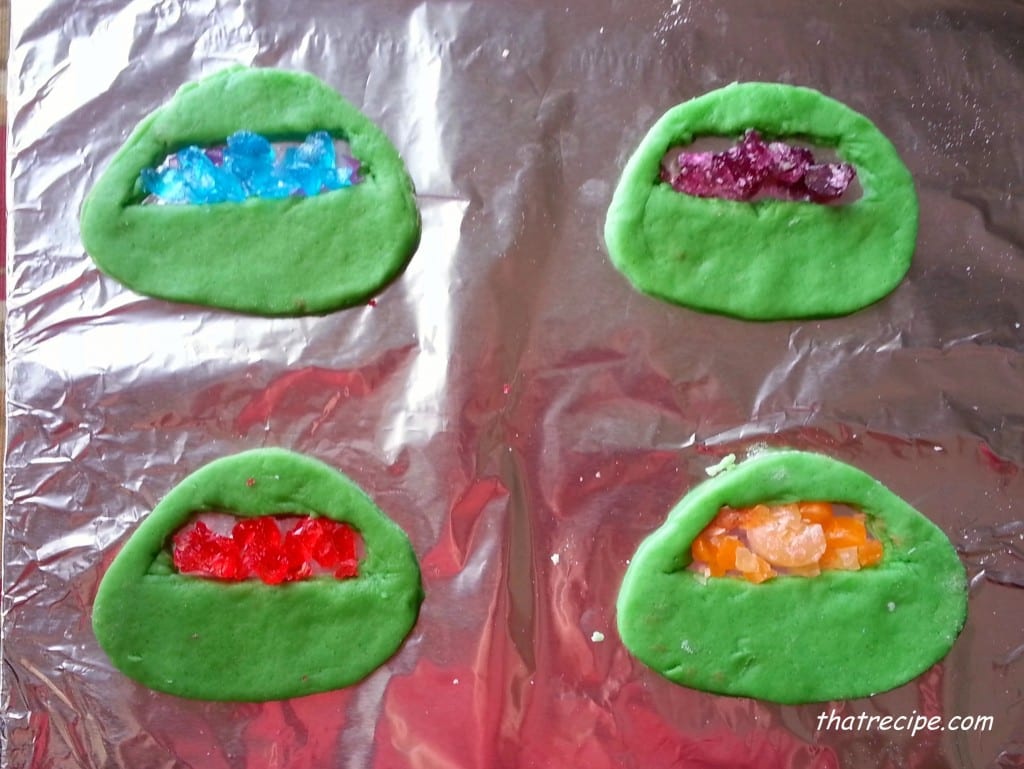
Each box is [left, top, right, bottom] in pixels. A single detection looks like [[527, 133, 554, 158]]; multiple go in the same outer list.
[[704, 453, 737, 477]]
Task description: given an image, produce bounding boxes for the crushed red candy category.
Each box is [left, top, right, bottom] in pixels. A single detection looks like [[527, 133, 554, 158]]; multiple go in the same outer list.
[[173, 521, 245, 580], [661, 130, 856, 203], [172, 515, 360, 584], [289, 517, 359, 578]]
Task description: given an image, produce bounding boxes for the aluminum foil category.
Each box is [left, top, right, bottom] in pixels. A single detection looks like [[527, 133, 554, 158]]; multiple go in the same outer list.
[[4, 0, 1023, 766]]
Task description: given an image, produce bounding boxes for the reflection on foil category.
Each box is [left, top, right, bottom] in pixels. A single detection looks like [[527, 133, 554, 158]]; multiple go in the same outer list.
[[958, 519, 1024, 588], [234, 349, 415, 434]]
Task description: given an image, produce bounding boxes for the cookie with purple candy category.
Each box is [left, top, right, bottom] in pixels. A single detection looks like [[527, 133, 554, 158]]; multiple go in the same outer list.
[[605, 82, 918, 320]]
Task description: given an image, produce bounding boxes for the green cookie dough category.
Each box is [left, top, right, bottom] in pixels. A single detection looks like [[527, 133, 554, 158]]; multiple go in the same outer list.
[[604, 82, 919, 320], [80, 67, 420, 316], [92, 449, 423, 701], [616, 450, 967, 704]]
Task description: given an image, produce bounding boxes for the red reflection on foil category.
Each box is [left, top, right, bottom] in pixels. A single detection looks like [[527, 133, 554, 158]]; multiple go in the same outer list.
[[372, 659, 498, 769], [907, 665, 945, 769], [421, 477, 509, 579], [235, 367, 370, 432], [238, 690, 356, 769], [234, 348, 412, 433], [515, 676, 841, 769], [978, 442, 1019, 478]]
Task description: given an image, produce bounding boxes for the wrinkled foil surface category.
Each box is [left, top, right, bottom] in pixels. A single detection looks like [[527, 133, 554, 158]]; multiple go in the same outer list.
[[4, 1, 1024, 766]]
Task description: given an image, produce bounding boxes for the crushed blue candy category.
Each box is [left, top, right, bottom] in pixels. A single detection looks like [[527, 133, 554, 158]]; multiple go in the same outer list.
[[140, 131, 361, 204]]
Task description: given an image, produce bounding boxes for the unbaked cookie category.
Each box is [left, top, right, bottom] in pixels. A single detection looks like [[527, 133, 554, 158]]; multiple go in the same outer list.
[[80, 67, 420, 316], [616, 450, 966, 703], [92, 449, 423, 701], [604, 83, 918, 320]]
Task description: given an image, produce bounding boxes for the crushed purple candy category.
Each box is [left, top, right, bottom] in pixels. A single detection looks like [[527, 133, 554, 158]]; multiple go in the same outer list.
[[140, 130, 362, 205], [661, 130, 856, 203]]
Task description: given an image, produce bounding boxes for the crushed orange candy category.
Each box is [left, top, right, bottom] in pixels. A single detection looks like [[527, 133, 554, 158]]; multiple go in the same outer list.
[[822, 515, 868, 548], [797, 501, 832, 524], [690, 501, 884, 583], [857, 539, 884, 567], [734, 545, 773, 583]]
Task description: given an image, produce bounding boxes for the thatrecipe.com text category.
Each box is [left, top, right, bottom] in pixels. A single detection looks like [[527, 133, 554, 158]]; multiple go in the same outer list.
[[817, 709, 994, 737]]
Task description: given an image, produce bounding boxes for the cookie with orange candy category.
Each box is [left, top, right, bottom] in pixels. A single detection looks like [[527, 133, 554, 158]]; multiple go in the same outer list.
[[616, 450, 967, 703], [689, 501, 884, 583]]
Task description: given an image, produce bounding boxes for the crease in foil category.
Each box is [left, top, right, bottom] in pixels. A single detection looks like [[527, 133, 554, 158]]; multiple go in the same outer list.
[[5, 0, 1024, 768]]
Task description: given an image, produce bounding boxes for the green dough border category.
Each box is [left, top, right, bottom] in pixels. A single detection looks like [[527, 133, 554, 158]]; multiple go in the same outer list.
[[92, 449, 423, 701], [604, 83, 919, 320], [616, 450, 967, 704], [80, 67, 420, 316]]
